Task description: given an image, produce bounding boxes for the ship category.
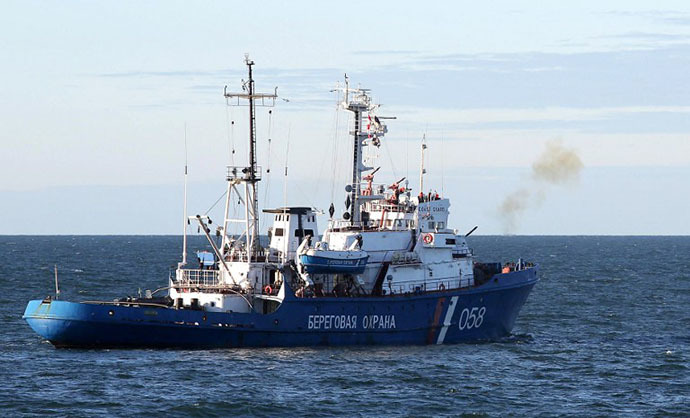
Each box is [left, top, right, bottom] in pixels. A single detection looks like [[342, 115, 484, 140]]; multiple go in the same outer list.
[[23, 57, 538, 348]]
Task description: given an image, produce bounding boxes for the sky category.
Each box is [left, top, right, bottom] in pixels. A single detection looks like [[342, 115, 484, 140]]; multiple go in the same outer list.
[[1, 1, 689, 235]]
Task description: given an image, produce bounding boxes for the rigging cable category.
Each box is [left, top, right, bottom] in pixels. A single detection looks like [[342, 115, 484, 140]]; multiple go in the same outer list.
[[225, 104, 239, 236], [225, 105, 236, 165], [204, 190, 228, 216], [263, 132, 318, 209], [283, 124, 291, 210], [329, 88, 341, 205], [281, 125, 291, 261], [264, 109, 273, 202], [382, 133, 399, 180], [405, 130, 410, 187], [262, 109, 274, 228], [182, 123, 189, 265], [441, 129, 445, 197], [312, 91, 339, 203]]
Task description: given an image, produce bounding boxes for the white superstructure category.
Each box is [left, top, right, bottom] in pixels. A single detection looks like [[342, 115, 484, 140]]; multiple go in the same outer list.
[[167, 61, 476, 314]]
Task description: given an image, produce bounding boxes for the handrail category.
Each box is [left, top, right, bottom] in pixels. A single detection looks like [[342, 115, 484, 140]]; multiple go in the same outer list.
[[367, 202, 415, 213], [151, 286, 172, 296], [226, 165, 262, 181], [82, 300, 171, 308], [176, 269, 221, 287], [173, 269, 254, 309]]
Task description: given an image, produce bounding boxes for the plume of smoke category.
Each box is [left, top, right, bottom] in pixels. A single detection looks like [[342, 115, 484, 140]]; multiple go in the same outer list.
[[532, 139, 584, 184], [498, 189, 530, 233], [498, 139, 583, 234]]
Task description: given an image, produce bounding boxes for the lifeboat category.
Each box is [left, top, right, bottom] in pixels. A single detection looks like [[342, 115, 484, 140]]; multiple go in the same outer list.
[[297, 239, 369, 274], [299, 249, 369, 274]]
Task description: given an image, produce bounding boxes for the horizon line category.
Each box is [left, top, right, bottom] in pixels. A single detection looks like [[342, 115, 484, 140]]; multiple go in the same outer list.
[[1, 234, 688, 237]]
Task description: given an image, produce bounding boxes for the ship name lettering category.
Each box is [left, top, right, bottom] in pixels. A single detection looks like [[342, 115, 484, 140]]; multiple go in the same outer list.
[[308, 314, 357, 330], [362, 314, 396, 329], [327, 259, 355, 266]]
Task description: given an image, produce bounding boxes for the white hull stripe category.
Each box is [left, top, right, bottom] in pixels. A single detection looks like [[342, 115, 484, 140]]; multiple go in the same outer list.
[[436, 296, 459, 344]]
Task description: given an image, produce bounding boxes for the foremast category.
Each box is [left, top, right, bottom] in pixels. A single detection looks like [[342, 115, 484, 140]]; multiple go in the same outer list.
[[223, 55, 277, 261]]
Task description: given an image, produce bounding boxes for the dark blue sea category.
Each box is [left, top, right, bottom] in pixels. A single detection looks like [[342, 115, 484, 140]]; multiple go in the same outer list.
[[1, 236, 688, 417]]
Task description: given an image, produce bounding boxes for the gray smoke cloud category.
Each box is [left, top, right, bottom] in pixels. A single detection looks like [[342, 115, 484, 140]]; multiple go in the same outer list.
[[498, 139, 583, 233]]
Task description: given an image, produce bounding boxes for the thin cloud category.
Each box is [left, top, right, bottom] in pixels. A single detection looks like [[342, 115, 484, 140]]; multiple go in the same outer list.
[[604, 10, 690, 26], [352, 50, 421, 56], [99, 70, 226, 78], [600, 31, 690, 41]]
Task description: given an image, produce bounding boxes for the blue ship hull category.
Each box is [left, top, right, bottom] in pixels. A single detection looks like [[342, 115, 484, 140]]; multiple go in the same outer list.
[[23, 268, 537, 348]]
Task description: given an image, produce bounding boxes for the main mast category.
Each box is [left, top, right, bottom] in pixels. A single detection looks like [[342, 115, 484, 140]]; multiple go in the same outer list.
[[247, 59, 258, 212], [245, 58, 260, 255], [338, 77, 392, 226], [345, 78, 369, 226]]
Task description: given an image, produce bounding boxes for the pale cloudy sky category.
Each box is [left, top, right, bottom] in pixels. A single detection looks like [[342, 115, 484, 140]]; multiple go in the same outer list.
[[1, 1, 689, 234]]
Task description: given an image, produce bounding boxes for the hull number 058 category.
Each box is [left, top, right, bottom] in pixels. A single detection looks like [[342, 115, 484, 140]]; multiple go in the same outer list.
[[458, 306, 486, 330]]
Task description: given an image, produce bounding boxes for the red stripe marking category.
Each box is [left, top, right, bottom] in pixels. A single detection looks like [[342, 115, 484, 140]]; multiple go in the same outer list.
[[426, 297, 446, 344]]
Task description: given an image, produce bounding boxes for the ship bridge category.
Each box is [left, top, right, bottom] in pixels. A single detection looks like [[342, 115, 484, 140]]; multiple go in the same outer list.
[[264, 207, 319, 261]]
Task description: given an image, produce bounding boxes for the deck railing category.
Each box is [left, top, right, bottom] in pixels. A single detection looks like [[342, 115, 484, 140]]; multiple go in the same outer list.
[[175, 269, 222, 288], [226, 165, 262, 181]]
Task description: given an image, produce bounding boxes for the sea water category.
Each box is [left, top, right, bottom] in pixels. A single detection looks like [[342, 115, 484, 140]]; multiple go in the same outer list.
[[1, 236, 688, 417]]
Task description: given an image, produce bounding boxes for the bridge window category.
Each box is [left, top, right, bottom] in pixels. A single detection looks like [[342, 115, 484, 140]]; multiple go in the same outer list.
[[446, 238, 456, 245], [428, 221, 435, 229], [294, 229, 315, 238]]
